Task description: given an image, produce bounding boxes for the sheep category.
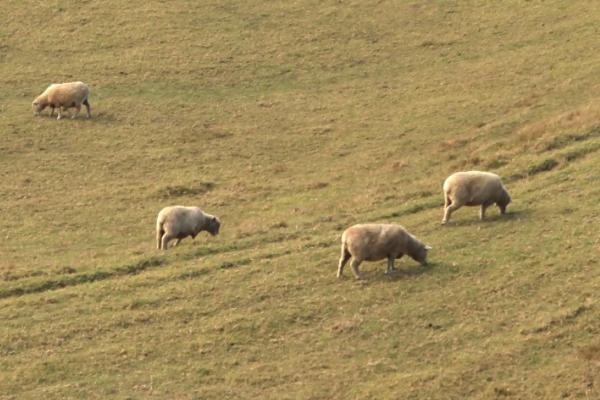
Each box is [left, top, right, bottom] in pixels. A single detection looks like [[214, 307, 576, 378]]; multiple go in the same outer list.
[[441, 171, 511, 224], [156, 206, 220, 250], [32, 81, 91, 120], [337, 223, 431, 279]]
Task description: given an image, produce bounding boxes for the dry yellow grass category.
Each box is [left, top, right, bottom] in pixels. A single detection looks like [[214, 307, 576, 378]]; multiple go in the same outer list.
[[1, 0, 600, 399]]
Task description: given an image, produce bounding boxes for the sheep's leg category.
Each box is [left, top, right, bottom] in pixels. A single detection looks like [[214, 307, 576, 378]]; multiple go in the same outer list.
[[161, 233, 174, 250], [350, 259, 363, 280], [441, 194, 453, 224], [56, 107, 63, 120], [444, 193, 451, 209], [83, 99, 91, 118], [49, 106, 55, 117], [337, 246, 351, 278], [480, 203, 490, 220], [442, 203, 462, 224], [156, 228, 164, 249], [71, 104, 81, 119], [386, 256, 396, 274], [172, 238, 181, 247]]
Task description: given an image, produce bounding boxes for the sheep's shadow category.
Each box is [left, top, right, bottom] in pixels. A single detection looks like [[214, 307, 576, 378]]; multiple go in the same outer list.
[[35, 111, 117, 123], [342, 261, 438, 284], [88, 111, 118, 123], [440, 209, 528, 228], [378, 261, 436, 282]]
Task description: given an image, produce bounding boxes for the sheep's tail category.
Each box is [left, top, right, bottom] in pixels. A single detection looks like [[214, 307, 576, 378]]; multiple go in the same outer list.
[[339, 232, 349, 254], [156, 220, 165, 250]]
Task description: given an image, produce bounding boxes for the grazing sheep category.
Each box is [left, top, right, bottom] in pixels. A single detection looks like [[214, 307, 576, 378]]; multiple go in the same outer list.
[[337, 224, 431, 279], [156, 206, 220, 250], [32, 81, 91, 120], [441, 171, 511, 224]]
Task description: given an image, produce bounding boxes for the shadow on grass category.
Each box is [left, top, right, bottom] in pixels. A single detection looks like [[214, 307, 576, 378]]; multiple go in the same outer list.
[[440, 209, 529, 228], [341, 261, 438, 284], [378, 262, 437, 282], [177, 268, 211, 280], [36, 112, 105, 122], [0, 256, 165, 299], [78, 111, 119, 123], [0, 232, 306, 298]]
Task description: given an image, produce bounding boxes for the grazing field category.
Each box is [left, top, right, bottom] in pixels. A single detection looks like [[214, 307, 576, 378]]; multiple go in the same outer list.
[[2, 0, 600, 398]]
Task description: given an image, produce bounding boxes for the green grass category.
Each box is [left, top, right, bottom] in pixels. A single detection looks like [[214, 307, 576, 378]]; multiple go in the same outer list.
[[2, 0, 600, 398]]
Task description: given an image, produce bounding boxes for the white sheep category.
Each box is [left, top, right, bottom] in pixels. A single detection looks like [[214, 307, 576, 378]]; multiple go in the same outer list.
[[32, 81, 91, 120], [156, 206, 221, 250], [337, 223, 431, 279], [441, 171, 511, 224]]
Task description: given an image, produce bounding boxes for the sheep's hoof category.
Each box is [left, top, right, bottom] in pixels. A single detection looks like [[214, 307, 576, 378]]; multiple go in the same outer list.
[[441, 220, 447, 225]]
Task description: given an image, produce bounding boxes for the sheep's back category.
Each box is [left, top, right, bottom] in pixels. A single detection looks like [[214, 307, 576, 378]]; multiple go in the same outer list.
[[158, 206, 198, 234], [343, 224, 407, 260], [444, 171, 503, 204], [46, 82, 89, 105]]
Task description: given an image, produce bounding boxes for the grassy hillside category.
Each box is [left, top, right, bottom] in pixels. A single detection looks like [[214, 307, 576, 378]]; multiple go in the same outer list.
[[1, 0, 600, 398]]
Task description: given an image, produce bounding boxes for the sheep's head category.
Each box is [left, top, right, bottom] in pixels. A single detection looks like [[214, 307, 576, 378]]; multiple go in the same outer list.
[[32, 99, 46, 115], [207, 216, 221, 236], [416, 245, 432, 265], [498, 189, 512, 214]]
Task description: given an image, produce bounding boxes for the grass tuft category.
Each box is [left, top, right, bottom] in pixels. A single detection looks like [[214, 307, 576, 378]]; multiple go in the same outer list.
[[527, 158, 559, 176], [156, 182, 216, 199]]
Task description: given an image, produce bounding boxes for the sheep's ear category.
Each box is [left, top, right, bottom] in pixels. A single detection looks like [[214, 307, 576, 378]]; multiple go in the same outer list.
[[212, 216, 217, 222], [425, 245, 432, 250]]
